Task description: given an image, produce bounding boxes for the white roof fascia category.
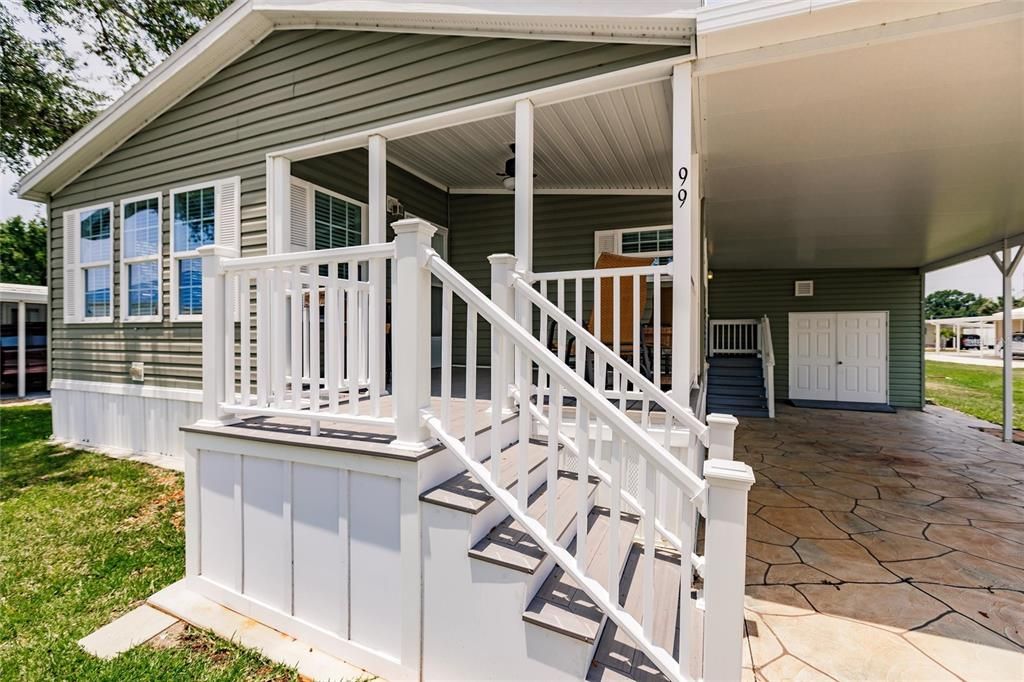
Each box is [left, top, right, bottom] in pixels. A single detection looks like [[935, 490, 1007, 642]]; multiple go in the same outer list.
[[16, 0, 696, 202], [0, 283, 49, 304]]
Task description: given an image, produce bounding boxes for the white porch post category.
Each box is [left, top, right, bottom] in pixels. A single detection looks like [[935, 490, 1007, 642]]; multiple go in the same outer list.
[[514, 99, 534, 274], [671, 62, 694, 394], [392, 218, 435, 449], [992, 241, 1022, 443], [16, 300, 26, 397], [369, 134, 388, 392], [266, 155, 291, 254], [934, 322, 941, 352], [196, 245, 235, 426]]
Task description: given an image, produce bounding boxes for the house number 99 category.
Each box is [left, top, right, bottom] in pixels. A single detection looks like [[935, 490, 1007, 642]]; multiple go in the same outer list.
[[677, 166, 689, 208]]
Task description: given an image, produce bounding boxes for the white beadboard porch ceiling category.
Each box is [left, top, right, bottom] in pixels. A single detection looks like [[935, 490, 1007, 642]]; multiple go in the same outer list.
[[387, 80, 673, 192]]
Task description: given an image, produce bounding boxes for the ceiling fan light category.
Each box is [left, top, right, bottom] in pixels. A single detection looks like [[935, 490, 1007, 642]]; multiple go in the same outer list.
[[502, 176, 516, 191]]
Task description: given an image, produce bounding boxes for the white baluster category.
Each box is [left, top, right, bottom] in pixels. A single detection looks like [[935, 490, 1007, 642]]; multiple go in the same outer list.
[[576, 402, 590, 564], [465, 307, 477, 461], [642, 454, 656, 641], [290, 267, 302, 409], [240, 271, 251, 406], [309, 272, 321, 436]]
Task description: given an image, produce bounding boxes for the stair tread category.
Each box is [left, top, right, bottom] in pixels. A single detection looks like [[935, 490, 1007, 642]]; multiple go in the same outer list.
[[420, 439, 547, 514], [708, 395, 767, 407], [587, 543, 684, 682], [522, 507, 640, 643], [469, 471, 598, 574]]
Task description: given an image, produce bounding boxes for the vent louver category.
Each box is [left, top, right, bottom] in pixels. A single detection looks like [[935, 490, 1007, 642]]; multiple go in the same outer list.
[[795, 280, 814, 297]]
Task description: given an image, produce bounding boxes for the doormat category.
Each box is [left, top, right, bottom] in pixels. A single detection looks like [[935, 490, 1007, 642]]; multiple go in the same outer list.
[[975, 427, 1024, 446], [789, 399, 896, 413]]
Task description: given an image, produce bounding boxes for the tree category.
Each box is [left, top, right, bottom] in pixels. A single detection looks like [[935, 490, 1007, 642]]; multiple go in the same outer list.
[[1, 0, 231, 175], [0, 216, 47, 285], [924, 289, 994, 320]]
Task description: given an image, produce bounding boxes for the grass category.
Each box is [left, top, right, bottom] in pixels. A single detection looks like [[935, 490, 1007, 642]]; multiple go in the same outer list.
[[0, 404, 297, 681], [925, 360, 1024, 430]]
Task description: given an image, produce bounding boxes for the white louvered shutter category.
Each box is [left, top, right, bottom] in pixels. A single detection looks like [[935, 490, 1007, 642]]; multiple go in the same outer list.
[[593, 229, 620, 263], [63, 211, 80, 322], [215, 177, 242, 319], [288, 179, 312, 252]]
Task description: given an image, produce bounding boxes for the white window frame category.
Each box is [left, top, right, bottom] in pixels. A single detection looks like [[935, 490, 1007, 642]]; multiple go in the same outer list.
[[169, 177, 240, 322], [120, 192, 163, 322], [594, 224, 673, 264], [291, 178, 368, 250], [67, 202, 115, 324]]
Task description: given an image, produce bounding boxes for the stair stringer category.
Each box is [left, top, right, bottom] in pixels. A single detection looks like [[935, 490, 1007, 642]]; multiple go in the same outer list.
[[421, 500, 594, 681]]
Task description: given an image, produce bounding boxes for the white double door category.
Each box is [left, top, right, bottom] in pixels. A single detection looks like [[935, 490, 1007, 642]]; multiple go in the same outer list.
[[789, 312, 888, 404]]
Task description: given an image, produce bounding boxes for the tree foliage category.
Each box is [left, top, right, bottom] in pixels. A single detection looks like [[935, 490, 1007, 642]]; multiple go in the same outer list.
[[0, 216, 48, 285], [925, 289, 1022, 320], [1, 0, 231, 175]]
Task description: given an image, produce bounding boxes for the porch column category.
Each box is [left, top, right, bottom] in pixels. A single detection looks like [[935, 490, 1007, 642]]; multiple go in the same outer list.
[[671, 62, 694, 394], [514, 99, 534, 274], [369, 134, 388, 392], [16, 300, 26, 397], [266, 155, 291, 254], [991, 241, 1022, 442], [934, 323, 941, 352]]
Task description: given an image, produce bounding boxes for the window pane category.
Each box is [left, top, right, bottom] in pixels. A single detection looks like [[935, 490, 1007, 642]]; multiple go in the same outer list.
[[124, 198, 160, 258], [178, 258, 203, 315], [314, 191, 362, 250], [80, 207, 111, 264], [128, 261, 159, 317], [173, 187, 216, 252], [84, 266, 111, 318]]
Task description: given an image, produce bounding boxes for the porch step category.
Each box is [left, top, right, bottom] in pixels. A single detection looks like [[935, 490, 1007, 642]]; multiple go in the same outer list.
[[707, 394, 766, 409], [707, 365, 761, 378], [468, 471, 598, 574], [522, 507, 640, 644], [420, 439, 547, 514], [587, 544, 683, 682], [707, 355, 760, 367], [707, 382, 764, 398], [706, 372, 763, 387]]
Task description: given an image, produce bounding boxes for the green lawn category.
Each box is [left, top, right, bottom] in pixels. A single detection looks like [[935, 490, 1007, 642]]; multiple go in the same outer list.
[[0, 404, 297, 681], [925, 360, 1024, 430]]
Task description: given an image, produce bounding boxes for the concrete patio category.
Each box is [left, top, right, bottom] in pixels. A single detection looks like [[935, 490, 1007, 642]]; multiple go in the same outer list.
[[735, 404, 1024, 681]]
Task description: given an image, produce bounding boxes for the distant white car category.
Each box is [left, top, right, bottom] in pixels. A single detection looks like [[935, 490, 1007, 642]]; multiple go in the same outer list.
[[998, 332, 1024, 358]]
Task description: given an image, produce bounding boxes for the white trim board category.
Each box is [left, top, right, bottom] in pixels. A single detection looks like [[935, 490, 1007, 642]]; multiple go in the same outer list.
[[51, 378, 203, 402]]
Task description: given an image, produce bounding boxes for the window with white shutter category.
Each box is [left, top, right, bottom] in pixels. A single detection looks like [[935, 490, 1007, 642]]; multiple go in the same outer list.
[[120, 193, 162, 321], [168, 176, 241, 321], [63, 203, 114, 323]]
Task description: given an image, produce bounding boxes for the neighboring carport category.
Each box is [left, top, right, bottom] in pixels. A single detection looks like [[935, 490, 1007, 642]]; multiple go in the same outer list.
[[694, 1, 1023, 440]]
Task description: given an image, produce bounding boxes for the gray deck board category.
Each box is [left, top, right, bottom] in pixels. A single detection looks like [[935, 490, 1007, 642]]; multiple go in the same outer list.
[[419, 439, 547, 514]]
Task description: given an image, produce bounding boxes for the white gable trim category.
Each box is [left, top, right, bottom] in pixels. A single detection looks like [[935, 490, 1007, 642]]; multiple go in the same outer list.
[[16, 1, 695, 202]]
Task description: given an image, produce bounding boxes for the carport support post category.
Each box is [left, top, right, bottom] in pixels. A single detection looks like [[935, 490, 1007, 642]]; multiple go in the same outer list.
[[16, 300, 26, 397], [992, 241, 1022, 443], [369, 134, 388, 393], [671, 61, 694, 394]]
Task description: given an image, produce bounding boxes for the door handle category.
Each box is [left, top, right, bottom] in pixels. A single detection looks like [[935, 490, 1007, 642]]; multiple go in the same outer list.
[[837, 361, 843, 365]]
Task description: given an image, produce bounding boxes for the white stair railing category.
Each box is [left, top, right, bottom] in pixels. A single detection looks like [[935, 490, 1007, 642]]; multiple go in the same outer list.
[[709, 318, 760, 356], [760, 314, 776, 418]]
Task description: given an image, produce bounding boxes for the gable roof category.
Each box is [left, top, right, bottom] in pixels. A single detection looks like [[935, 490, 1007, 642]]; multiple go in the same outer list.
[[16, 0, 698, 202]]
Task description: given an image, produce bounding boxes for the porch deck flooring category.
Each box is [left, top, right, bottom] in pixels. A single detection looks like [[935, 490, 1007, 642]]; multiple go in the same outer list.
[[736, 403, 1024, 681]]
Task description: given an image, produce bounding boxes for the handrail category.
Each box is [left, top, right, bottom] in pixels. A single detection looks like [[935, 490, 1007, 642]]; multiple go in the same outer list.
[[219, 241, 395, 271], [511, 271, 709, 444], [525, 263, 673, 282], [761, 314, 776, 418], [424, 250, 705, 502]]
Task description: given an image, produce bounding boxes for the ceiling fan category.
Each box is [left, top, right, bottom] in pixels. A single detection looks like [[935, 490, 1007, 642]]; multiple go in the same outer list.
[[496, 144, 536, 191]]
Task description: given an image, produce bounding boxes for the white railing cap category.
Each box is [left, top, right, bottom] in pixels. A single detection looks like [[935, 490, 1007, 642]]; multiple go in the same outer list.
[[487, 253, 517, 265], [196, 244, 239, 258], [391, 217, 436, 237], [703, 458, 755, 489]]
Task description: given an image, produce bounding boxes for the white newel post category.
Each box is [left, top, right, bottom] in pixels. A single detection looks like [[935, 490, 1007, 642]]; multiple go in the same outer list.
[[16, 300, 26, 397], [489, 254, 517, 415], [197, 245, 236, 426], [706, 413, 739, 461], [671, 62, 694, 394], [702, 457, 754, 682], [392, 219, 435, 449]]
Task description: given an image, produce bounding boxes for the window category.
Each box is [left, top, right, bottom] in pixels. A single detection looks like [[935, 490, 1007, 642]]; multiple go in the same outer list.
[[593, 225, 673, 265], [63, 203, 114, 322], [169, 177, 240, 320], [120, 194, 162, 321], [314, 190, 363, 249]]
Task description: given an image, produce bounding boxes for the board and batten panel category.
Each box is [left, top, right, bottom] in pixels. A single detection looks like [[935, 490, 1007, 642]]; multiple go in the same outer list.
[[198, 451, 241, 590], [292, 463, 349, 637], [241, 457, 289, 610], [48, 28, 687, 390], [708, 270, 924, 408], [449, 193, 672, 366]]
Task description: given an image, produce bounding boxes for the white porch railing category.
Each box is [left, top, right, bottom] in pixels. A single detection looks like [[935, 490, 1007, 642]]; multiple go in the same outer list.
[[525, 264, 674, 388], [197, 220, 755, 682], [760, 314, 776, 418], [197, 242, 395, 434], [709, 318, 759, 356]]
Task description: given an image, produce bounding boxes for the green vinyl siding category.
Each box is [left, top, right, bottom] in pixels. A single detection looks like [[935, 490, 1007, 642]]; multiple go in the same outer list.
[[48, 28, 686, 388], [708, 270, 924, 408], [449, 193, 672, 366]]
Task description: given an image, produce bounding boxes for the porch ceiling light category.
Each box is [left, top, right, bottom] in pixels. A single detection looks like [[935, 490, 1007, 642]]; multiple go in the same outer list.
[[496, 143, 534, 191]]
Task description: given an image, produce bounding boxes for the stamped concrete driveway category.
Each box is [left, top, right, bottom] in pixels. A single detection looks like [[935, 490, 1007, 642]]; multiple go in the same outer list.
[[735, 404, 1024, 681]]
